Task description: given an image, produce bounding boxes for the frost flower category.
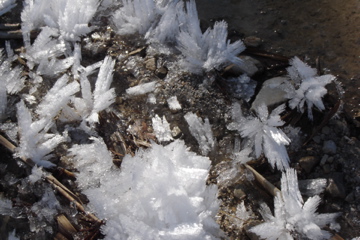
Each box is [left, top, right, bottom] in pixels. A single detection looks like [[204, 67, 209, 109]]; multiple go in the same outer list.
[[286, 57, 335, 120], [112, 0, 158, 35], [177, 1, 245, 74], [238, 103, 290, 170], [250, 168, 341, 240]]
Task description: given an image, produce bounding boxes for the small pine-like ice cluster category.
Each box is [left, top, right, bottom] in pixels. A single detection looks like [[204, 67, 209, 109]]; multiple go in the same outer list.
[[250, 169, 340, 240], [286, 56, 335, 120]]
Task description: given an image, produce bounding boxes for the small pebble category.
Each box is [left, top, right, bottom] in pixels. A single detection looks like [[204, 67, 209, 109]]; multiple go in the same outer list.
[[320, 155, 329, 166], [321, 126, 330, 135], [313, 136, 321, 144], [323, 140, 337, 154], [323, 164, 331, 174]]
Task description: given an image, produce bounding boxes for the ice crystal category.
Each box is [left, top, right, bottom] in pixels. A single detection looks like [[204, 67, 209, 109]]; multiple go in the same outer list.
[[126, 81, 158, 96], [167, 96, 182, 111], [145, 0, 183, 44], [152, 114, 173, 142], [184, 112, 215, 155], [250, 168, 341, 240], [286, 57, 335, 120], [112, 0, 158, 35], [36, 74, 80, 120], [68, 137, 114, 190], [177, 1, 245, 74], [59, 56, 115, 129], [22, 0, 99, 43], [231, 103, 291, 170], [0, 0, 16, 16], [16, 100, 66, 168]]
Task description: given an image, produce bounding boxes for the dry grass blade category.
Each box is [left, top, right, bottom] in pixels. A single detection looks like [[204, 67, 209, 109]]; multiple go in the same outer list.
[[57, 214, 78, 239]]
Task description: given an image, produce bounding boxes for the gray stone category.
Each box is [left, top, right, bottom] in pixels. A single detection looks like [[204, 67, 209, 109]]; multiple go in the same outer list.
[[144, 57, 157, 71], [251, 77, 290, 111], [321, 126, 330, 135], [345, 191, 355, 202], [234, 188, 247, 200], [299, 156, 320, 173], [323, 164, 331, 174], [323, 140, 337, 155], [243, 36, 262, 48], [313, 136, 322, 144], [320, 155, 329, 166], [224, 56, 262, 77], [326, 173, 346, 199]]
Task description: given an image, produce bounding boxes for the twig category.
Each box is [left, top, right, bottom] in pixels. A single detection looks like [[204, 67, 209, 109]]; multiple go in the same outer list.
[[0, 23, 20, 30], [244, 163, 281, 197]]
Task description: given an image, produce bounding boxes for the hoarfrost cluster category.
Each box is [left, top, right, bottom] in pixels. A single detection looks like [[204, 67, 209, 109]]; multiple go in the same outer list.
[[250, 169, 340, 240], [285, 56, 335, 120], [228, 102, 291, 170], [70, 139, 221, 239]]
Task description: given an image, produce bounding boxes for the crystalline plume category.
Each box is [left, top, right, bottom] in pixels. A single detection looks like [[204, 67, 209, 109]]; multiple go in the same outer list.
[[86, 56, 116, 124], [0, 0, 16, 16], [68, 137, 114, 190], [23, 27, 66, 67], [286, 56, 335, 120], [112, 0, 158, 35], [71, 140, 221, 239], [167, 96, 182, 111], [177, 1, 245, 74], [36, 74, 80, 120], [21, 0, 98, 43], [126, 81, 158, 96], [184, 112, 215, 155], [250, 168, 341, 240], [0, 50, 25, 94], [46, 0, 99, 42], [152, 115, 173, 142], [16, 100, 65, 168], [59, 56, 115, 129], [239, 104, 291, 170], [145, 0, 184, 44], [28, 166, 45, 183], [36, 56, 75, 76]]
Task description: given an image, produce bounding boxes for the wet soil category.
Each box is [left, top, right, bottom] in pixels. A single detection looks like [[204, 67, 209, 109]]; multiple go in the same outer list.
[[196, 0, 360, 120]]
